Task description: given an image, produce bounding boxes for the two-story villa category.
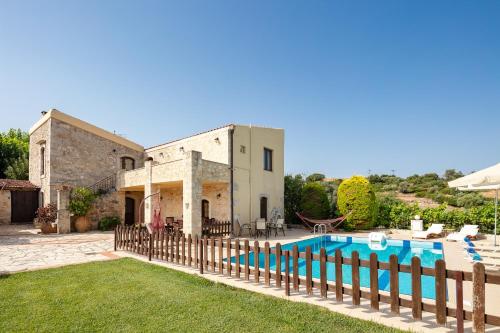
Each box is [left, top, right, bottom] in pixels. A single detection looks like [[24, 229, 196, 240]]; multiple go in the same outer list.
[[29, 109, 284, 235]]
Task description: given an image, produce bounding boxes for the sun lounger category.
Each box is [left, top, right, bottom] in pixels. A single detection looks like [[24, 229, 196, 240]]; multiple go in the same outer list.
[[446, 225, 479, 242], [412, 224, 444, 239]]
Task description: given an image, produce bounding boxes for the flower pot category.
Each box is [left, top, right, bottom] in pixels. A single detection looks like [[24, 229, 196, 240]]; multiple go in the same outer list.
[[74, 216, 91, 233], [40, 223, 57, 234]]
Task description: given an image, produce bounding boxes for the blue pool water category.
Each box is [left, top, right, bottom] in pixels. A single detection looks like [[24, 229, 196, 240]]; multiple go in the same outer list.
[[231, 235, 444, 299]]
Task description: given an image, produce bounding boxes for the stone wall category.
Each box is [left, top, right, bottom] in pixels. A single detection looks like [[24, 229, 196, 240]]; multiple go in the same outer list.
[[29, 119, 52, 205], [87, 191, 125, 230], [160, 186, 183, 220], [202, 183, 230, 221], [0, 190, 11, 224], [145, 127, 230, 165]]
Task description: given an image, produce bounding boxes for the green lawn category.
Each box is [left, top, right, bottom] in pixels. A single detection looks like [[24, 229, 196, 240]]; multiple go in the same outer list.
[[0, 258, 405, 332]]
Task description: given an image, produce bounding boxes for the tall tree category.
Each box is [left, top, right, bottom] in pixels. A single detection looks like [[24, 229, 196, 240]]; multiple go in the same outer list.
[[0, 129, 29, 179]]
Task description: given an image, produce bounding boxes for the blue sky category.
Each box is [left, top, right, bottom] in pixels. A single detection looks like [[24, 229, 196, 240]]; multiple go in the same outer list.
[[1, 1, 499, 178]]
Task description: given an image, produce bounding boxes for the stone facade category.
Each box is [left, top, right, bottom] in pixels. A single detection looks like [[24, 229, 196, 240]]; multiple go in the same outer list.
[[0, 191, 11, 224], [28, 109, 284, 236]]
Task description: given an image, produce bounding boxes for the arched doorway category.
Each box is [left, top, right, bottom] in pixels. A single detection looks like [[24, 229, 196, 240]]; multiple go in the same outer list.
[[202, 199, 210, 220], [125, 197, 135, 225]]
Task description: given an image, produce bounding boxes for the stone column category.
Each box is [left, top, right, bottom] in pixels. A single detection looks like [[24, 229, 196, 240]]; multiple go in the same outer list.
[[56, 185, 71, 234], [183, 151, 203, 236]]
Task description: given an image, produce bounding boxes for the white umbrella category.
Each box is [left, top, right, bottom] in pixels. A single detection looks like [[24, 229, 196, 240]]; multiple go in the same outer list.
[[449, 164, 500, 246]]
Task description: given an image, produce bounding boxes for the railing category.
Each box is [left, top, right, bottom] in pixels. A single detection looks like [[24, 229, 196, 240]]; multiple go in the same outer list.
[[88, 174, 116, 195], [202, 219, 232, 237], [114, 225, 500, 333]]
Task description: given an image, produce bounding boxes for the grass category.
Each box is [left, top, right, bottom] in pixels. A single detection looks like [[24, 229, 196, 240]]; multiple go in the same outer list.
[[0, 258, 406, 332]]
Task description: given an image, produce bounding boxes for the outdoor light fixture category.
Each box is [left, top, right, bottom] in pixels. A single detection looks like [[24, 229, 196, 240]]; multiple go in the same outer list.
[[217, 193, 221, 199], [179, 146, 184, 152], [214, 137, 220, 144]]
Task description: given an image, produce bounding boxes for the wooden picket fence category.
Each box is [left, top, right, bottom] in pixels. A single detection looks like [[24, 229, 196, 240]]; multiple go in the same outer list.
[[114, 225, 500, 332], [202, 219, 232, 237]]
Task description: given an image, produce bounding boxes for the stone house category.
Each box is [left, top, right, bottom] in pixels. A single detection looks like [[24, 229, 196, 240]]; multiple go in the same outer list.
[[29, 109, 284, 235]]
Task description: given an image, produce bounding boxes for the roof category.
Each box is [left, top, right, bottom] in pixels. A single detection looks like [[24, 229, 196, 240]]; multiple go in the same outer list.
[[29, 109, 144, 152], [146, 124, 234, 151], [0, 179, 39, 191]]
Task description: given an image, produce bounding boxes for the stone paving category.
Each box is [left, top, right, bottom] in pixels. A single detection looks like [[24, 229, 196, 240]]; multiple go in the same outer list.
[[0, 226, 115, 274]]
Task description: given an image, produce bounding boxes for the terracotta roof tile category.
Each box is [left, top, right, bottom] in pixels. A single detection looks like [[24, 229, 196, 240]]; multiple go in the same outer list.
[[0, 179, 39, 190]]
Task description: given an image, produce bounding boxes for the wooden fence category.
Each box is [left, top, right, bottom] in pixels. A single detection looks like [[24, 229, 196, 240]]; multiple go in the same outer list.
[[114, 225, 500, 332], [202, 219, 232, 237]]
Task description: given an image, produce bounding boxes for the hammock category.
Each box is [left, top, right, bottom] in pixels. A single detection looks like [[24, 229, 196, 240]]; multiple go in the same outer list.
[[295, 212, 348, 232], [146, 193, 164, 233]]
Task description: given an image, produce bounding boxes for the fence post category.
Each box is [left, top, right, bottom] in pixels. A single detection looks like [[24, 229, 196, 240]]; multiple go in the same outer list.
[[292, 245, 299, 292], [114, 227, 117, 251], [305, 246, 312, 296], [199, 237, 204, 274], [218, 237, 223, 274], [203, 236, 208, 271], [472, 263, 485, 333], [369, 253, 379, 310], [351, 251, 360, 306], [254, 241, 260, 283], [411, 256, 422, 320], [320, 247, 327, 298], [187, 234, 192, 266], [234, 239, 240, 278], [264, 242, 270, 286], [226, 237, 233, 276], [211, 238, 215, 272], [275, 243, 282, 288], [148, 232, 153, 261], [456, 271, 464, 333], [389, 254, 399, 314], [285, 250, 290, 296], [176, 233, 180, 264], [169, 233, 174, 262], [335, 249, 343, 302], [244, 240, 250, 281], [155, 231, 159, 258], [194, 235, 198, 268], [182, 235, 186, 265], [435, 259, 447, 325]]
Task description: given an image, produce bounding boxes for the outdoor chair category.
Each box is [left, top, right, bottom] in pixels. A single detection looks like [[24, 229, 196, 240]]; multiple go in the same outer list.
[[270, 218, 286, 237], [237, 217, 252, 237], [412, 223, 444, 239], [447, 225, 479, 242], [255, 218, 268, 239]]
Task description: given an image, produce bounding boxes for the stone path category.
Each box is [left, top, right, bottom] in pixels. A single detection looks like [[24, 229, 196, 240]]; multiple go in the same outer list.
[[0, 229, 115, 274]]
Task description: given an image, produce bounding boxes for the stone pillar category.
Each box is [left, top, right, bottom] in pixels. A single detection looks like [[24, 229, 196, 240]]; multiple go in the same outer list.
[[144, 157, 154, 225], [56, 185, 71, 234], [183, 151, 203, 236]]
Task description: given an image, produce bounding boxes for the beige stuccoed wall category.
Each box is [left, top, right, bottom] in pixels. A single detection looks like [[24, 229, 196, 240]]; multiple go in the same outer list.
[[203, 183, 230, 221], [145, 127, 230, 164], [160, 186, 183, 220], [232, 125, 285, 224], [0, 190, 11, 224]]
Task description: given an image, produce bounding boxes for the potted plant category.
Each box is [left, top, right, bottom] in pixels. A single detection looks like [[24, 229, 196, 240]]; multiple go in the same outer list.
[[36, 203, 58, 234], [69, 187, 96, 233]]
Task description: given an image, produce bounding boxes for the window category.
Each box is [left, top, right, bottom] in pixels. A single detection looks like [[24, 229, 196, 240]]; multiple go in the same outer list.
[[263, 148, 273, 171], [40, 146, 46, 176], [121, 157, 135, 171]]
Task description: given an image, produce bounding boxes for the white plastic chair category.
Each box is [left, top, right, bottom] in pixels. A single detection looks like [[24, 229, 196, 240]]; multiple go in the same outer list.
[[412, 224, 444, 239], [447, 225, 479, 242]]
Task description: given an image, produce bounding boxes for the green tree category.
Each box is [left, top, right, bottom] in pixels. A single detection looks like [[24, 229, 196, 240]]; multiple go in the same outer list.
[[306, 173, 325, 183], [337, 176, 378, 230], [0, 129, 29, 179], [284, 174, 305, 224], [4, 154, 28, 180], [444, 169, 464, 181], [300, 182, 330, 219]]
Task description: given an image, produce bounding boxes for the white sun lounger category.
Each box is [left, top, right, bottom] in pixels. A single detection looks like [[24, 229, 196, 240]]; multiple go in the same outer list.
[[412, 224, 444, 239], [447, 225, 479, 242]]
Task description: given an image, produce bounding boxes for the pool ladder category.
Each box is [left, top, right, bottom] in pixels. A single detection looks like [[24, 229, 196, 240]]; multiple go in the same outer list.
[[313, 224, 327, 235]]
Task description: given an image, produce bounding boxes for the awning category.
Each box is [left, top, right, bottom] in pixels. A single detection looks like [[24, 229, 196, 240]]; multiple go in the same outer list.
[[448, 163, 500, 188]]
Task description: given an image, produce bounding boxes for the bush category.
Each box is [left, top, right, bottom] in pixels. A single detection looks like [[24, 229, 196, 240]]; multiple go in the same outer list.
[[337, 176, 378, 230], [284, 174, 305, 224], [98, 216, 121, 231], [300, 182, 330, 219], [69, 187, 96, 216]]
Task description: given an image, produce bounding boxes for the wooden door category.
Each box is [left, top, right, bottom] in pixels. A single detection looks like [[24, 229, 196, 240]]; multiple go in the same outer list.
[[125, 197, 135, 225], [202, 200, 209, 220], [11, 190, 39, 224], [260, 197, 268, 221]]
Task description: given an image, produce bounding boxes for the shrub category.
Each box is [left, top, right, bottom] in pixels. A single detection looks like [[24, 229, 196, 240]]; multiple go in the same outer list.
[[284, 174, 305, 224], [98, 216, 121, 231], [300, 182, 330, 219], [306, 173, 325, 182], [69, 187, 96, 216], [337, 176, 378, 230], [36, 203, 57, 224]]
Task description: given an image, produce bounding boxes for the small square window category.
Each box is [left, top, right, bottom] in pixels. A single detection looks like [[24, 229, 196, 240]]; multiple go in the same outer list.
[[263, 148, 273, 171], [240, 145, 246, 154]]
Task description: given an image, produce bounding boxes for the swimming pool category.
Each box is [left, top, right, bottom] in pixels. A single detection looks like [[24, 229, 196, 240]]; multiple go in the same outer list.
[[231, 235, 444, 299]]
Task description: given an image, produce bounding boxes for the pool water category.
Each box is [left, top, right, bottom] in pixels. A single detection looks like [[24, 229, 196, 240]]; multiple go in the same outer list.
[[231, 235, 444, 299]]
